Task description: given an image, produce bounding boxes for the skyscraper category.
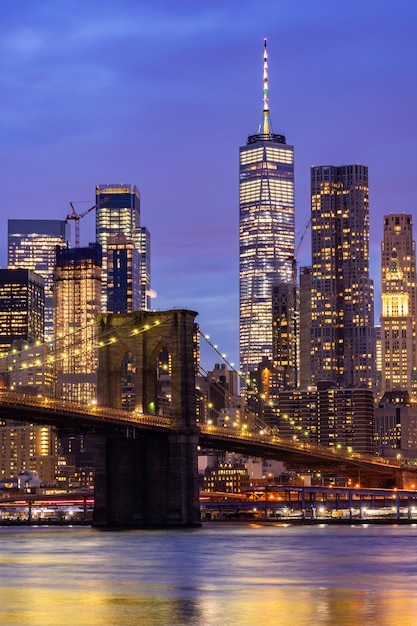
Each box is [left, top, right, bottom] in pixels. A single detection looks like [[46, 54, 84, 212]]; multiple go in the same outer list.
[[106, 234, 140, 313], [239, 39, 295, 376], [95, 184, 151, 312], [0, 269, 44, 355], [380, 214, 417, 398], [0, 269, 56, 484], [8, 220, 69, 339], [310, 165, 375, 390], [53, 243, 102, 403]]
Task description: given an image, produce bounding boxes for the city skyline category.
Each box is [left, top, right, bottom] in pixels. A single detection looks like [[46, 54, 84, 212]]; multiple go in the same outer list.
[[1, 2, 417, 367]]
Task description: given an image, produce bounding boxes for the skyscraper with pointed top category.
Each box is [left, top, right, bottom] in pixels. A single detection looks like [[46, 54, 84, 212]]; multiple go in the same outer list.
[[239, 39, 295, 376]]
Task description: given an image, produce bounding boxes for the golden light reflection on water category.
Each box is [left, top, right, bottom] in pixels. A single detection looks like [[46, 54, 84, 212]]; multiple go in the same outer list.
[[2, 585, 417, 626], [1, 525, 417, 626]]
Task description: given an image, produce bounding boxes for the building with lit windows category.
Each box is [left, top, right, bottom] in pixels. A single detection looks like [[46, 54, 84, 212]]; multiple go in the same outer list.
[[265, 382, 374, 454], [106, 234, 140, 313], [0, 269, 44, 356], [380, 214, 417, 399], [8, 220, 69, 340], [53, 244, 102, 403], [272, 283, 298, 389], [310, 165, 375, 390], [0, 270, 57, 484], [299, 266, 312, 388], [95, 184, 151, 311], [239, 39, 295, 376], [0, 422, 58, 485]]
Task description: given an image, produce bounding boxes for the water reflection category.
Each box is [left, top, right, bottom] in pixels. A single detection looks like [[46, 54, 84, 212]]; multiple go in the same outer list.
[[1, 525, 417, 625]]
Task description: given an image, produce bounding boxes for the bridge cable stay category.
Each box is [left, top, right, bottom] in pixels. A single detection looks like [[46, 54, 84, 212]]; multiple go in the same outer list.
[[0, 316, 173, 381], [0, 316, 317, 445], [198, 331, 272, 434]]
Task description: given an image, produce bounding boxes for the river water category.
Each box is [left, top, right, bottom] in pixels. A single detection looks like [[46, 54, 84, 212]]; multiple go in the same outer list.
[[1, 523, 417, 626]]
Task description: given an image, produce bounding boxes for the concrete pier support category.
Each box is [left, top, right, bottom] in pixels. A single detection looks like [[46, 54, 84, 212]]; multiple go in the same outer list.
[[93, 309, 201, 528]]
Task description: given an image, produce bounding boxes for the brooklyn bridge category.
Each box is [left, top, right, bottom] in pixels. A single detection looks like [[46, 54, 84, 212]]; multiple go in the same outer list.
[[0, 309, 414, 527]]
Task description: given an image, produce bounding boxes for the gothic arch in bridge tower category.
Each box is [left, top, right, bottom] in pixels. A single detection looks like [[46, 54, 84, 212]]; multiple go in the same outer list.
[[96, 309, 198, 431], [94, 309, 201, 528]]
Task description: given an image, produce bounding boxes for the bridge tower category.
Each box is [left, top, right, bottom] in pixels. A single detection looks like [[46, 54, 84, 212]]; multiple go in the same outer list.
[[93, 309, 201, 527]]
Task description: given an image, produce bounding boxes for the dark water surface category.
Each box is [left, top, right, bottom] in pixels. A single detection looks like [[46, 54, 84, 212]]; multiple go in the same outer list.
[[1, 523, 417, 625]]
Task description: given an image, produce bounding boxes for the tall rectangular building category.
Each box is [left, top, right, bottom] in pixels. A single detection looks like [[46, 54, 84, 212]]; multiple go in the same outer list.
[[53, 244, 102, 403], [310, 165, 375, 390], [0, 269, 44, 355], [239, 40, 295, 376], [8, 220, 69, 340], [0, 270, 56, 484], [95, 184, 151, 312], [380, 214, 417, 399], [107, 234, 140, 313]]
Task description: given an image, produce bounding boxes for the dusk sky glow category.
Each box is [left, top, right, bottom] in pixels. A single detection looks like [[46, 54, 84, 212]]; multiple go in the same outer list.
[[1, 1, 417, 367]]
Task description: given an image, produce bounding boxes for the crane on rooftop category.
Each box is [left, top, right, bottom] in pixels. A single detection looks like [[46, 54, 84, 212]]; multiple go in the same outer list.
[[66, 196, 109, 247]]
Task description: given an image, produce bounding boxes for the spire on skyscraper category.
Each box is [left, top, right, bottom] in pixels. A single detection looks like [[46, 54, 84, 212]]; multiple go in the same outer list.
[[259, 38, 272, 136]]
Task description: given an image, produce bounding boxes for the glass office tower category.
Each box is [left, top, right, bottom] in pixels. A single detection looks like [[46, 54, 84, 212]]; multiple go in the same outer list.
[[95, 184, 151, 311], [8, 220, 69, 340], [239, 39, 295, 376], [310, 165, 375, 390]]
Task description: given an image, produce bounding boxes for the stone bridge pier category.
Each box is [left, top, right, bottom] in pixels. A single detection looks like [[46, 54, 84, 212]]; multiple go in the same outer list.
[[93, 309, 201, 528]]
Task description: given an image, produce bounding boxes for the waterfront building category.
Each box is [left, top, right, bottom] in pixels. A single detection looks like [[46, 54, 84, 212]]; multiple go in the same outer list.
[[202, 462, 250, 494], [0, 423, 57, 484], [310, 165, 375, 390], [380, 214, 417, 399], [53, 243, 102, 403], [8, 220, 69, 340], [95, 184, 151, 311], [0, 269, 44, 356], [239, 39, 295, 376]]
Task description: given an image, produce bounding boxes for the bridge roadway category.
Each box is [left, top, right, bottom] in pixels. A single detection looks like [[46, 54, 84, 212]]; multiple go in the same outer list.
[[0, 390, 414, 487], [199, 424, 413, 486], [0, 389, 171, 432]]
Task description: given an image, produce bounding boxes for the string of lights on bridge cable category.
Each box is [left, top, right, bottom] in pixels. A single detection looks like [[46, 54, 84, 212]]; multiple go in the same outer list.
[[0, 316, 171, 374], [0, 315, 322, 445]]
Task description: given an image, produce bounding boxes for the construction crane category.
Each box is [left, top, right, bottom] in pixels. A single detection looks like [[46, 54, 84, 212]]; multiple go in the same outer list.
[[287, 217, 312, 286], [66, 197, 108, 247]]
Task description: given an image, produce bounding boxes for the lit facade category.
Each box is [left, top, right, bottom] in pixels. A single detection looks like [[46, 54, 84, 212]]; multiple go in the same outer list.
[[0, 341, 55, 396], [299, 266, 312, 388], [380, 214, 417, 399], [8, 220, 69, 340], [0, 422, 58, 484], [310, 165, 375, 390], [53, 244, 102, 403], [239, 40, 295, 375], [375, 400, 417, 459], [267, 383, 374, 454], [95, 184, 151, 311], [272, 283, 298, 389], [106, 234, 140, 313], [0, 269, 44, 356]]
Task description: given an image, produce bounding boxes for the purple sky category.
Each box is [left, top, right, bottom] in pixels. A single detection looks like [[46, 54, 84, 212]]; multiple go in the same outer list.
[[1, 1, 417, 367]]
